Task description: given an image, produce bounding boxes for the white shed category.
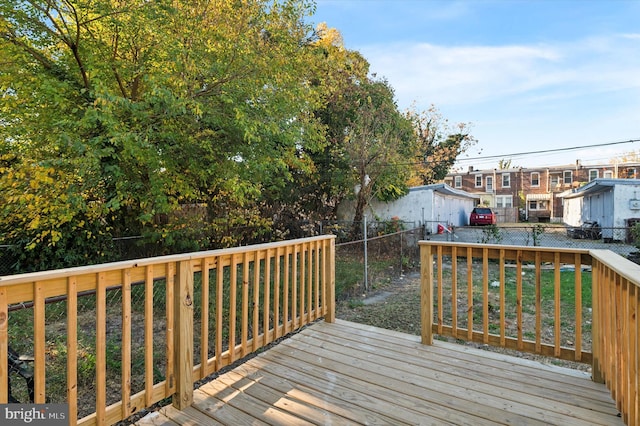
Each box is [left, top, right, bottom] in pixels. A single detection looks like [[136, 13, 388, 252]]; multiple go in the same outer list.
[[337, 183, 479, 234], [560, 179, 640, 241]]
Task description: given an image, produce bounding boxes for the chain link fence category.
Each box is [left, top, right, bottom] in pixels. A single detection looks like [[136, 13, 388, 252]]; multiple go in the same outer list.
[[0, 219, 422, 275], [333, 222, 640, 302], [427, 225, 638, 258], [335, 224, 423, 300], [0, 245, 17, 276]]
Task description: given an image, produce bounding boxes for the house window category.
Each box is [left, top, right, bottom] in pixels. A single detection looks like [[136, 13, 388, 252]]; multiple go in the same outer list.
[[603, 170, 613, 179], [474, 174, 482, 188], [531, 172, 540, 187], [496, 195, 513, 208], [486, 176, 493, 192], [627, 168, 637, 179], [529, 200, 548, 210], [563, 171, 573, 185], [589, 169, 598, 181], [550, 175, 560, 187], [502, 173, 510, 188], [454, 176, 462, 188]]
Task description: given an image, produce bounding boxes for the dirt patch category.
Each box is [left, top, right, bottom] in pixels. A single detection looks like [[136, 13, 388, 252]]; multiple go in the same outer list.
[[336, 270, 422, 335]]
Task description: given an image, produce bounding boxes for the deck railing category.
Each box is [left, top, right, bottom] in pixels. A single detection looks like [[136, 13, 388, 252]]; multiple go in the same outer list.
[[0, 235, 335, 425], [590, 249, 639, 424], [420, 241, 640, 425]]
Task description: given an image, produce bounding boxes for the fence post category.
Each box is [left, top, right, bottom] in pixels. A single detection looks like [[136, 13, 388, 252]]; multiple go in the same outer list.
[[324, 237, 336, 323], [0, 286, 7, 403], [590, 259, 604, 384], [400, 231, 404, 276], [173, 260, 194, 409], [363, 216, 368, 292], [420, 243, 434, 345]]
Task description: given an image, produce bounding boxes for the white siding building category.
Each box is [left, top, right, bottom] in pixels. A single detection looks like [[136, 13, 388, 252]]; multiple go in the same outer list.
[[337, 183, 479, 234], [561, 179, 640, 241]]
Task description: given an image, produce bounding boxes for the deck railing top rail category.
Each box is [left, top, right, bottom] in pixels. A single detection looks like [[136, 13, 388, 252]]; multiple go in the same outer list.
[[0, 235, 335, 286], [590, 248, 640, 287], [421, 240, 592, 262]]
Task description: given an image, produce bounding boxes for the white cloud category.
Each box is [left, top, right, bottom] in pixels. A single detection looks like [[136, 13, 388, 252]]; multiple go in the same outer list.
[[361, 34, 640, 109], [363, 43, 562, 106]]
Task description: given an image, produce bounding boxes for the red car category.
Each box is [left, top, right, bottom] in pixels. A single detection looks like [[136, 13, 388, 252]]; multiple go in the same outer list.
[[470, 207, 497, 226]]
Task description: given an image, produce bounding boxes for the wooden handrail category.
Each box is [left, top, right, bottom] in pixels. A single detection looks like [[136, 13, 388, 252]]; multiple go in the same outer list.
[[420, 241, 640, 425], [590, 249, 640, 425], [420, 242, 592, 362], [0, 235, 335, 426]]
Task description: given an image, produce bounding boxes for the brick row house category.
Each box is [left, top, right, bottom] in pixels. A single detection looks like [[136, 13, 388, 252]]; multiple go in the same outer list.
[[444, 161, 640, 223]]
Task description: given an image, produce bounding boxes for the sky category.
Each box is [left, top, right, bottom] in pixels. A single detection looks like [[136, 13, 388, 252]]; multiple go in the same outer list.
[[309, 0, 640, 170]]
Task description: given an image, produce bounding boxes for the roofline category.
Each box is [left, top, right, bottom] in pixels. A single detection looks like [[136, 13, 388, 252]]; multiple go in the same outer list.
[[409, 183, 480, 200], [560, 178, 640, 198], [446, 161, 640, 176]]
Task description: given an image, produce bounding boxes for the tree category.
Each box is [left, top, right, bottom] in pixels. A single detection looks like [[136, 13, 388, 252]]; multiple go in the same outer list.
[[498, 159, 515, 169], [406, 105, 476, 186], [286, 27, 476, 238], [342, 79, 414, 238], [0, 0, 323, 269], [612, 150, 640, 163], [259, 23, 374, 237], [289, 24, 370, 217]]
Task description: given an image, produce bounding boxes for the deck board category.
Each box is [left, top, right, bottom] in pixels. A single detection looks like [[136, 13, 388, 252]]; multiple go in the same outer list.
[[136, 319, 623, 426]]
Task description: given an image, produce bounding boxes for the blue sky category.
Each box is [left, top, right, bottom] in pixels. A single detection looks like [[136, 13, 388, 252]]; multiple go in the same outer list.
[[309, 0, 640, 169]]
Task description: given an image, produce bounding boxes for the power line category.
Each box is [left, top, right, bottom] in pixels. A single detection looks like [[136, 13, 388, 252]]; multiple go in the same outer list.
[[455, 138, 640, 163], [342, 138, 640, 168]]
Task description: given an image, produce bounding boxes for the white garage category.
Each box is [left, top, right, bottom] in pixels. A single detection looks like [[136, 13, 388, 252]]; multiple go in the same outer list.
[[561, 178, 640, 241], [337, 183, 479, 234]]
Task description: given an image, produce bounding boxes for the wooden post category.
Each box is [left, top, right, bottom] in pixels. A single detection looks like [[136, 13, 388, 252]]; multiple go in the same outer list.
[[0, 287, 7, 403], [421, 243, 434, 345], [173, 260, 194, 409], [66, 276, 78, 422], [34, 281, 45, 403], [96, 272, 107, 424], [121, 269, 132, 418], [591, 259, 604, 383], [324, 237, 336, 323]]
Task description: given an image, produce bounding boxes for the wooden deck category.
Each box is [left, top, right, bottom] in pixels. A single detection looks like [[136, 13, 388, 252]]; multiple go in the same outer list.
[[136, 319, 622, 426]]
